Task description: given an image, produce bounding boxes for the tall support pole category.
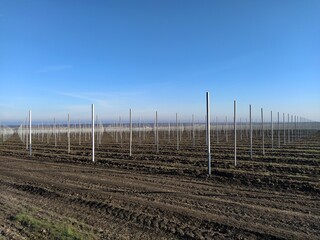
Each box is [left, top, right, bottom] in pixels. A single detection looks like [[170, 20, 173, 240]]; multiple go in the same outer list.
[[271, 111, 273, 149], [216, 117, 219, 143], [291, 115, 293, 142], [37, 124, 40, 142], [129, 108, 132, 157], [68, 114, 70, 153], [294, 115, 298, 140], [115, 120, 118, 143], [41, 122, 44, 143], [92, 104, 95, 162], [79, 120, 81, 146], [234, 100, 237, 166], [278, 112, 280, 148], [283, 113, 286, 145], [84, 121, 87, 142], [192, 114, 195, 147], [46, 121, 49, 144], [287, 114, 290, 143], [29, 110, 32, 156], [176, 113, 179, 151], [291, 115, 294, 142], [153, 116, 156, 144], [139, 116, 141, 145], [54, 118, 57, 147], [156, 111, 159, 154], [261, 108, 265, 155], [206, 92, 211, 175], [299, 116, 302, 139], [225, 116, 228, 143], [250, 105, 253, 159], [99, 120, 102, 145], [168, 122, 171, 143]]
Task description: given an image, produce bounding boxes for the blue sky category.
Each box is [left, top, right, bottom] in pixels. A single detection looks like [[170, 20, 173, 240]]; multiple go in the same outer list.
[[1, 0, 319, 124]]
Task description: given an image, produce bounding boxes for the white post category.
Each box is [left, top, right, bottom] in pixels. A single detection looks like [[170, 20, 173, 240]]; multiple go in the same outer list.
[[29, 110, 32, 156], [153, 116, 156, 144], [234, 100, 237, 166], [261, 108, 265, 155], [206, 92, 211, 175], [271, 111, 273, 149], [92, 104, 95, 162], [37, 124, 40, 142], [99, 120, 102, 145], [225, 116, 228, 143], [46, 121, 49, 144], [139, 116, 141, 145], [192, 114, 195, 147], [156, 111, 159, 153], [129, 108, 132, 157], [287, 114, 290, 143], [295, 115, 297, 140], [176, 113, 179, 151], [299, 116, 302, 139], [79, 120, 81, 146], [250, 105, 252, 159], [283, 113, 286, 145], [291, 115, 293, 142], [278, 112, 280, 148], [216, 116, 219, 143], [54, 118, 57, 147], [41, 122, 44, 142], [68, 114, 70, 153], [168, 122, 171, 143]]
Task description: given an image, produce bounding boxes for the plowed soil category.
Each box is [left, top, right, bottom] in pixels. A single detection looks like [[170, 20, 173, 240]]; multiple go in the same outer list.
[[0, 130, 319, 239]]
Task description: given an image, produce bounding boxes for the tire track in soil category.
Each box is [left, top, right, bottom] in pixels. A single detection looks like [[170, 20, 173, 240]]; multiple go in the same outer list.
[[0, 186, 171, 240], [1, 157, 319, 239], [1, 132, 320, 239], [2, 148, 319, 196], [2, 180, 281, 240]]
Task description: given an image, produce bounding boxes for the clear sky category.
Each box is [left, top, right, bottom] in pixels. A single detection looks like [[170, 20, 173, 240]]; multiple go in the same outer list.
[[1, 0, 319, 124]]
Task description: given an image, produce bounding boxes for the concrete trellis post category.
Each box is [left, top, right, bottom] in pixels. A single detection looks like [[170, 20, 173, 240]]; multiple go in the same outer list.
[[206, 92, 211, 175], [29, 110, 32, 156], [92, 104, 95, 162], [79, 120, 81, 146], [287, 114, 290, 143], [216, 117, 219, 144], [283, 113, 286, 145], [176, 113, 179, 151], [234, 100, 237, 166], [68, 114, 70, 154], [54, 118, 57, 147], [271, 111, 273, 149], [156, 111, 159, 154], [129, 108, 132, 157], [278, 112, 280, 148], [261, 108, 265, 155], [250, 105, 252, 159], [192, 114, 195, 147]]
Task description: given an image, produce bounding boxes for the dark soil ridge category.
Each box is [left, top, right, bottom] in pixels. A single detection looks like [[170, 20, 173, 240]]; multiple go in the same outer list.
[[2, 179, 284, 240]]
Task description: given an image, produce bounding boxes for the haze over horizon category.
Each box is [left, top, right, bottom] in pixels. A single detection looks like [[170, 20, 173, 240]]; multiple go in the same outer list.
[[1, 0, 319, 124]]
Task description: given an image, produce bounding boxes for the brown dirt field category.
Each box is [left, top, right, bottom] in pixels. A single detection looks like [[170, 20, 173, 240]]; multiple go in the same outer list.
[[0, 130, 319, 239]]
